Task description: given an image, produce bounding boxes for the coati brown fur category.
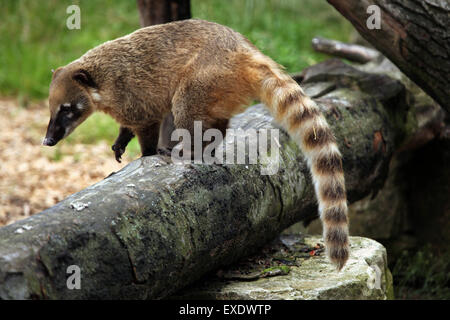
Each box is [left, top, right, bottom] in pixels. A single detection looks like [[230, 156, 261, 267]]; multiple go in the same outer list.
[[43, 19, 349, 270]]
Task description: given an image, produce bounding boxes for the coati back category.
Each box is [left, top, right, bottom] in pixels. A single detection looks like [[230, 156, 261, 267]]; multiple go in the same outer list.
[[44, 19, 349, 270]]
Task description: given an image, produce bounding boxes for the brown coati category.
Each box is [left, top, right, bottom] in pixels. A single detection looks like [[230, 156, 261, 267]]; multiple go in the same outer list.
[[43, 19, 349, 270]]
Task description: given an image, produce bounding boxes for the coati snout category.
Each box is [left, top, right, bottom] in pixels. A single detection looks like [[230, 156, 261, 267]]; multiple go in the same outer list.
[[43, 67, 96, 146], [43, 102, 86, 146]]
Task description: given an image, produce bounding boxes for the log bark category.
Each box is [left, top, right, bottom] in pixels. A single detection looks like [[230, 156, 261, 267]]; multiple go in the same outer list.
[[0, 59, 420, 299], [327, 0, 450, 113], [137, 0, 191, 27]]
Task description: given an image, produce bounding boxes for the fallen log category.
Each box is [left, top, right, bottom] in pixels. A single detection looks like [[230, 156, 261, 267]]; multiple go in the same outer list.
[[0, 59, 415, 299], [327, 0, 450, 113]]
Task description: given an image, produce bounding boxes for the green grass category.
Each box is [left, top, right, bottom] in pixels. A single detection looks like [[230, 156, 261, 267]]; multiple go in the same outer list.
[[0, 0, 352, 153], [0, 0, 140, 99]]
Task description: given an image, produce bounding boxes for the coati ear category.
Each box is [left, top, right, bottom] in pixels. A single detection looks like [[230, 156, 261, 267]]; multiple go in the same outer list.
[[73, 69, 97, 88], [51, 67, 63, 80]]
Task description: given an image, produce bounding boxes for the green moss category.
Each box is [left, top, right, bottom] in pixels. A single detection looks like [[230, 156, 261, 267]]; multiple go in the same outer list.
[[262, 265, 290, 275], [385, 269, 395, 300]]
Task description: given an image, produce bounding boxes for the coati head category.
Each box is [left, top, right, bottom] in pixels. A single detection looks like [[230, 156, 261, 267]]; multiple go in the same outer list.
[[43, 65, 98, 146]]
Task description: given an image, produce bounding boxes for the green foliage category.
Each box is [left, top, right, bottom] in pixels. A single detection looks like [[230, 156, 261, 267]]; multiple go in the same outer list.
[[392, 245, 450, 299], [0, 0, 139, 99]]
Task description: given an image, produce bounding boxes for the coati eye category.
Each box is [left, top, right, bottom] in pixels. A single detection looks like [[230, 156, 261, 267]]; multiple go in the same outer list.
[[59, 104, 74, 118]]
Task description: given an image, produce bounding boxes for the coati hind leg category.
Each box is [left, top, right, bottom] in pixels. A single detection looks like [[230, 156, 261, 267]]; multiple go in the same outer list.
[[156, 113, 177, 156], [135, 122, 161, 157], [170, 74, 248, 160], [112, 126, 135, 163], [171, 102, 230, 160]]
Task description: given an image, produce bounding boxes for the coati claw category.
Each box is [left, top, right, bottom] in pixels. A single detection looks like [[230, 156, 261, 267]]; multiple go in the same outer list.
[[111, 144, 125, 163]]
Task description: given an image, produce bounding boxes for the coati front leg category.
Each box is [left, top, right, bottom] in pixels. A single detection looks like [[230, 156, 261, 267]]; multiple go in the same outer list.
[[112, 126, 135, 163], [136, 121, 161, 157]]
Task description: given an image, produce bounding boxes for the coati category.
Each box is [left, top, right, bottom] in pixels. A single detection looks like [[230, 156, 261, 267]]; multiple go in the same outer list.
[[43, 19, 349, 270]]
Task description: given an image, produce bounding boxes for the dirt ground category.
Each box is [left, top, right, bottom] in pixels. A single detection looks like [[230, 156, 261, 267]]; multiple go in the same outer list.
[[0, 98, 132, 226]]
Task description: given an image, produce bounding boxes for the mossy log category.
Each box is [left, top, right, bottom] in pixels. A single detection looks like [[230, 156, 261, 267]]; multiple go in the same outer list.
[[0, 59, 420, 299]]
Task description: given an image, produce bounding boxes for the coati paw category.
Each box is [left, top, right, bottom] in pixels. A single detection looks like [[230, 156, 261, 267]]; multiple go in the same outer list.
[[111, 144, 125, 163]]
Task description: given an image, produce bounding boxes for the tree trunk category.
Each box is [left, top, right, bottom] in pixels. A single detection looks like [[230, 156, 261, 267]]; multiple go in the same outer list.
[[0, 57, 429, 299], [327, 0, 450, 113], [137, 0, 191, 27]]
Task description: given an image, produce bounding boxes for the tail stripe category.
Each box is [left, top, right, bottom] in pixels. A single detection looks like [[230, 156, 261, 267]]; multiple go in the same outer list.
[[314, 152, 343, 175], [326, 226, 349, 245], [287, 105, 320, 129], [278, 90, 304, 116], [320, 181, 346, 202], [303, 125, 336, 149], [323, 205, 348, 224]]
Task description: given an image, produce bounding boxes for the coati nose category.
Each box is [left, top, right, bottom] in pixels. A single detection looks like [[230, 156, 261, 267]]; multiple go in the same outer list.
[[42, 137, 56, 146]]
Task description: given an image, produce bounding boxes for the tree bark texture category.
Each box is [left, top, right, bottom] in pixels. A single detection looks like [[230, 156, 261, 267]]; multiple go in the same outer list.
[[327, 0, 450, 113], [0, 58, 428, 299]]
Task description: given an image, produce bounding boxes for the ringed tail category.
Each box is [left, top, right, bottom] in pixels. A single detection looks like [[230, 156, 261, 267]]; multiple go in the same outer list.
[[250, 53, 350, 270]]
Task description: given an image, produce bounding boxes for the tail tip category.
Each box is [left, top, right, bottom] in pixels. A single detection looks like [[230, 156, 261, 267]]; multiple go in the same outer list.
[[329, 244, 350, 271]]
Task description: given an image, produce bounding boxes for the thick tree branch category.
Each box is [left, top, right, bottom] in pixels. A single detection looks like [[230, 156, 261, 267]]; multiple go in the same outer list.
[[312, 37, 381, 63]]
